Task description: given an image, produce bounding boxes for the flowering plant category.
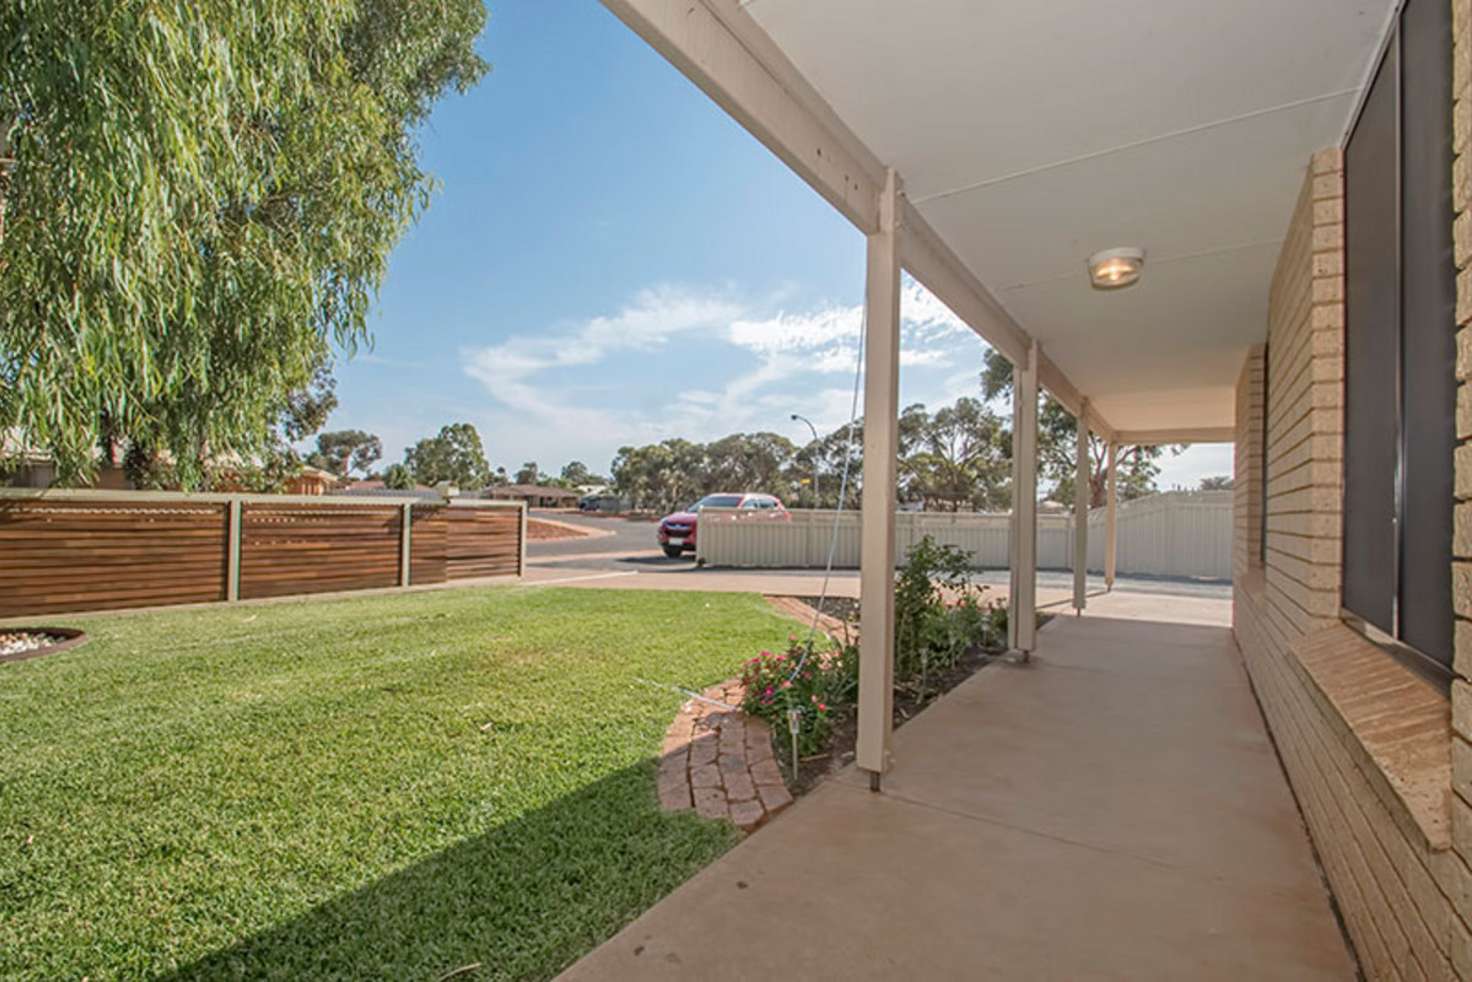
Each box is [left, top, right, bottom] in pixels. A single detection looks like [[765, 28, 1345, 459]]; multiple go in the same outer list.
[[739, 636, 856, 758]]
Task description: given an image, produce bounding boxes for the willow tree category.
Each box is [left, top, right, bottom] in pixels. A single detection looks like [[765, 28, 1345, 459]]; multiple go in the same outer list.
[[0, 0, 486, 486]]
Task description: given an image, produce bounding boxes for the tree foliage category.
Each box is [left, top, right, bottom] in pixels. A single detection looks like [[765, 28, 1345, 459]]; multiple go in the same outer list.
[[559, 460, 597, 487], [899, 398, 1010, 511], [404, 422, 490, 490], [980, 349, 1177, 508], [604, 357, 1179, 514], [610, 439, 709, 514], [609, 401, 1012, 514], [380, 462, 414, 490], [0, 0, 487, 486], [308, 429, 382, 478]]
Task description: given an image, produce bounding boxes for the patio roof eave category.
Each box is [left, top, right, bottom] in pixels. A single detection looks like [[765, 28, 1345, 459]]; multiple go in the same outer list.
[[600, 0, 1117, 439]]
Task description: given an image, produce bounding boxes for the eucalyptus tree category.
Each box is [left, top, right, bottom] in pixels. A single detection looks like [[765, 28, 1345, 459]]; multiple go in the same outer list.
[[0, 0, 487, 486], [405, 423, 491, 490], [980, 348, 1177, 507], [310, 429, 383, 478]]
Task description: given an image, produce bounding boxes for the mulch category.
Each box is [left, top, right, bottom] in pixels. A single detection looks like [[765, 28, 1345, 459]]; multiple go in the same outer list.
[[775, 596, 1004, 796], [0, 628, 88, 664], [525, 519, 591, 541]]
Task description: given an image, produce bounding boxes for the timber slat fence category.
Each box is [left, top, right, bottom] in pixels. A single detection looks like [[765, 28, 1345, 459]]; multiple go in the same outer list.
[[696, 490, 1232, 581], [0, 490, 524, 618]]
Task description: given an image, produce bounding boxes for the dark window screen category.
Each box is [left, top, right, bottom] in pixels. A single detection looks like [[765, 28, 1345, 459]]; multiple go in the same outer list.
[[1399, 0, 1456, 665], [1260, 344, 1269, 568], [1342, 40, 1399, 636]]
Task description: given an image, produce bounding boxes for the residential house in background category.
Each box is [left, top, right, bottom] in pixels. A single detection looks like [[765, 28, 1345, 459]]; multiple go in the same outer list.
[[338, 477, 445, 501], [482, 484, 580, 509]]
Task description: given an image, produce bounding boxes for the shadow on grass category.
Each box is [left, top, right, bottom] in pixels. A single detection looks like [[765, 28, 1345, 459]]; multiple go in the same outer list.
[[162, 762, 735, 982]]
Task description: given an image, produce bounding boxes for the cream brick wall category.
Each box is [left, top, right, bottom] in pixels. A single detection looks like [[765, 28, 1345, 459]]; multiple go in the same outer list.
[[1453, 2, 1472, 979], [1234, 140, 1462, 980], [1261, 152, 1345, 634], [1233, 346, 1265, 577]]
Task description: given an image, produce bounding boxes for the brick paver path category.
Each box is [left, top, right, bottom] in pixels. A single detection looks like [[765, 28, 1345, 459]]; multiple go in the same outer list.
[[656, 678, 794, 831], [655, 596, 851, 831]]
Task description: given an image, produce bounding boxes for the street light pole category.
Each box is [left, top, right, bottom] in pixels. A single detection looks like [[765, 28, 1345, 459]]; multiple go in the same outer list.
[[791, 413, 820, 507]]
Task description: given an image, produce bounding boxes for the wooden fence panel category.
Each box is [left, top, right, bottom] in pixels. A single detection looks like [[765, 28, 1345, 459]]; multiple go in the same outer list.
[[0, 492, 525, 617], [410, 505, 449, 585], [240, 503, 402, 599], [446, 507, 521, 580], [0, 500, 228, 616]]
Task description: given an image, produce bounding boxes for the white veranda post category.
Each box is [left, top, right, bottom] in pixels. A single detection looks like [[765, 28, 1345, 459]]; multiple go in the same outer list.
[[1105, 442, 1119, 590], [856, 169, 901, 786], [1008, 341, 1039, 654], [1073, 401, 1089, 614]]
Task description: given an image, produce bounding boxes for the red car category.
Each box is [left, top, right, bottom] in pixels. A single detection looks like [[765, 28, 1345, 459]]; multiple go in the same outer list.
[[657, 492, 787, 558]]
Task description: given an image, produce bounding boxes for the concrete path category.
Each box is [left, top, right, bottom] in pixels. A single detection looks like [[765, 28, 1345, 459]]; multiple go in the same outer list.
[[525, 560, 1229, 611], [557, 592, 1355, 981]]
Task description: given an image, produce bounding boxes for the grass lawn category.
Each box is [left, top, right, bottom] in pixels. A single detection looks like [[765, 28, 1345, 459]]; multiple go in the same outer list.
[[0, 586, 794, 980]]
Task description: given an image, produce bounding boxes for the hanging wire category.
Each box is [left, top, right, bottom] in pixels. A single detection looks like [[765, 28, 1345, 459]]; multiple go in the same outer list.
[[787, 304, 867, 683], [637, 308, 867, 727]]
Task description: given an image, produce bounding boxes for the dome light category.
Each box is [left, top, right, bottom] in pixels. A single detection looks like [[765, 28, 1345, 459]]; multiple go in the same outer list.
[[1088, 247, 1145, 290]]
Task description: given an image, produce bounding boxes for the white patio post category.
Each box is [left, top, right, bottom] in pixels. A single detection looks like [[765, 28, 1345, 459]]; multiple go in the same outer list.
[[1105, 442, 1119, 591], [1008, 340, 1039, 654], [856, 168, 901, 788], [1073, 400, 1089, 614]]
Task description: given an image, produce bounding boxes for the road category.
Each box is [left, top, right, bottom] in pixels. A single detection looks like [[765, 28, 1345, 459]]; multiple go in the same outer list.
[[526, 510, 659, 557], [525, 510, 1231, 602]]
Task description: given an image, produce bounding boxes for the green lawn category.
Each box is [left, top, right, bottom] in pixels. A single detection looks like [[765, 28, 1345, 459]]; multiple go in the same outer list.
[[0, 586, 793, 980]]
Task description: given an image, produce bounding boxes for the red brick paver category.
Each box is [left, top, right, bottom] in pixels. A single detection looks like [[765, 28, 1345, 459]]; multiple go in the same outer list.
[[656, 678, 793, 832], [764, 595, 852, 641]]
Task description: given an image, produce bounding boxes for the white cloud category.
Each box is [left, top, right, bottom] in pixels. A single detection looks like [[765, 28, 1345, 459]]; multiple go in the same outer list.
[[464, 286, 743, 396], [458, 277, 988, 468], [728, 305, 861, 356]]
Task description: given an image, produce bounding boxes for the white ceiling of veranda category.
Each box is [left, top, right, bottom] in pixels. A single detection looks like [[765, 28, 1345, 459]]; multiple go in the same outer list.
[[741, 0, 1395, 431]]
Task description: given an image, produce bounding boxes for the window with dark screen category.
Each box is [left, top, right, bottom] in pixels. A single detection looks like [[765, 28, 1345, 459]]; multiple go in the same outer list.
[[1341, 0, 1456, 676]]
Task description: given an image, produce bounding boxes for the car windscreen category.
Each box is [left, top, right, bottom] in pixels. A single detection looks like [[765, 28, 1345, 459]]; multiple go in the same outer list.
[[692, 494, 743, 510]]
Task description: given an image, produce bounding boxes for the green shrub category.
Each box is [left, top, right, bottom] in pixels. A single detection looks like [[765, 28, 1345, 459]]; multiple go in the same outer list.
[[894, 536, 1001, 695], [744, 537, 1004, 764]]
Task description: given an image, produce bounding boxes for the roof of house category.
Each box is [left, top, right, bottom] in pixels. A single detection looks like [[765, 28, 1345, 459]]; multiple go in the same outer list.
[[484, 484, 580, 499], [339, 479, 443, 500]]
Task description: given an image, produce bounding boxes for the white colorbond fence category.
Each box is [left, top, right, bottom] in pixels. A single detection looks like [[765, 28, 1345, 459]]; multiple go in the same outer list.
[[695, 490, 1232, 581]]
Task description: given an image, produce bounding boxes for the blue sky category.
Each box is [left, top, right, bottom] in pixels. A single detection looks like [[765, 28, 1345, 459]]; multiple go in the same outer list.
[[325, 1, 1230, 489]]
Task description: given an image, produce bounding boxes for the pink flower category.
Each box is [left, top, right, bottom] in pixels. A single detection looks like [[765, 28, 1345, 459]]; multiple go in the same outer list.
[[817, 702, 827, 712], [781, 680, 792, 689]]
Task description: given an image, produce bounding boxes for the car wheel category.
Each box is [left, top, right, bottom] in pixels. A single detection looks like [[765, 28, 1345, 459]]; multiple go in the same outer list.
[[662, 546, 684, 559]]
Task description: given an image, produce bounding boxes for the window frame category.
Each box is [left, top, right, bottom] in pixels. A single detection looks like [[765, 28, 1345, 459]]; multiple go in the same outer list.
[[1338, 0, 1456, 688]]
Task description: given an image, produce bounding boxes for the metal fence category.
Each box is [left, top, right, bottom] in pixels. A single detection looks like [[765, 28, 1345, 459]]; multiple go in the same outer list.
[[0, 489, 526, 618], [695, 490, 1232, 581]]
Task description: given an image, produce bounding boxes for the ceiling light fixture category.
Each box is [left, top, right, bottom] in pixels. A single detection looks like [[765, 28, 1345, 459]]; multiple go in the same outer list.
[[1087, 247, 1145, 290]]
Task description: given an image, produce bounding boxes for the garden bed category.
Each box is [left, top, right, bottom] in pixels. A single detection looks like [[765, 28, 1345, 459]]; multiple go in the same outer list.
[[750, 543, 1036, 798], [525, 517, 593, 540], [774, 599, 1002, 796], [0, 628, 86, 664]]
